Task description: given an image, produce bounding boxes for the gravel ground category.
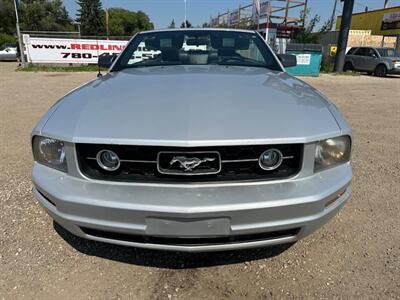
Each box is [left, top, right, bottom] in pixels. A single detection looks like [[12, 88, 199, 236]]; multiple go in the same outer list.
[[0, 62, 399, 299]]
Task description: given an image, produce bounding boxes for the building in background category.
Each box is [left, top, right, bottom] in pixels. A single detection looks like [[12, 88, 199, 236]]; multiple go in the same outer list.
[[210, 0, 307, 53], [336, 6, 400, 50]]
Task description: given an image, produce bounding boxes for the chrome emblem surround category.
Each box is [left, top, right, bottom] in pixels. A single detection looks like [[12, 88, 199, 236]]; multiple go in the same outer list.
[[157, 151, 221, 176]]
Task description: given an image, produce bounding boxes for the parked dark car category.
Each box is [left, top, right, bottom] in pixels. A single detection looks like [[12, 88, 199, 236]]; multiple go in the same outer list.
[[344, 47, 400, 77]]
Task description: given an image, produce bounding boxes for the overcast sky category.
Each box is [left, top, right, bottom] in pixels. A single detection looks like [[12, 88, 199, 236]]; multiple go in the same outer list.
[[63, 0, 400, 29]]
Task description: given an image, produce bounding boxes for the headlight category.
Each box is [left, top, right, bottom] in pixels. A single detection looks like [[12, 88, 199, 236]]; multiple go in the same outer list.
[[314, 135, 351, 172], [32, 136, 67, 172]]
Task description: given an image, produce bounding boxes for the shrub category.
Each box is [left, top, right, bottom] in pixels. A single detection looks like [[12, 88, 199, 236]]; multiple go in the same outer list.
[[0, 33, 16, 48]]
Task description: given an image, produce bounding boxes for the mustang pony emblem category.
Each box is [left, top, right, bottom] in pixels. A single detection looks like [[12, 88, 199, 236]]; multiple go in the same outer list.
[[169, 156, 216, 172]]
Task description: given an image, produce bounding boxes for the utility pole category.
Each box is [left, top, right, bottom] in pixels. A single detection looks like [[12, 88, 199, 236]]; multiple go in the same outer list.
[[184, 0, 187, 28], [76, 22, 81, 39], [238, 4, 241, 29], [13, 0, 26, 67], [381, 0, 389, 46], [334, 0, 355, 72], [302, 0, 308, 27], [105, 0, 110, 39], [329, 0, 338, 31], [105, 9, 109, 39], [284, 0, 290, 25], [265, 2, 271, 44]]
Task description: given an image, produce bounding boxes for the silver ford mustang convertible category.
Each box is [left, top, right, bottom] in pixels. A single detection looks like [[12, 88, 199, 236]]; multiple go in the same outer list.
[[31, 29, 352, 252]]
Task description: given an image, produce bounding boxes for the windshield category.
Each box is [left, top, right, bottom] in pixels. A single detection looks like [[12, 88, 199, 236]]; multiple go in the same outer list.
[[113, 30, 281, 71], [377, 48, 399, 57]]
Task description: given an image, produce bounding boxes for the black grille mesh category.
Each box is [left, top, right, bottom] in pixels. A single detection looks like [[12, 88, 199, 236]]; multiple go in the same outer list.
[[76, 144, 303, 183]]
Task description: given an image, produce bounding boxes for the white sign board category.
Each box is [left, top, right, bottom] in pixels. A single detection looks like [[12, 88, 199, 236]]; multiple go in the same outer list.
[[24, 36, 215, 65], [381, 10, 400, 30], [25, 36, 128, 64], [259, 1, 271, 19], [383, 11, 400, 23], [296, 54, 311, 65]]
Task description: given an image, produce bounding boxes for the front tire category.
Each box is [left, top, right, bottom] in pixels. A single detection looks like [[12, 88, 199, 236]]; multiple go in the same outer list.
[[343, 62, 353, 72], [374, 64, 387, 77]]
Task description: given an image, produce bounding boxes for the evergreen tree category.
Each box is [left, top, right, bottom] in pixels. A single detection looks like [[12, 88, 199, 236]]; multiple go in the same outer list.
[[168, 19, 176, 29], [76, 0, 105, 36], [180, 20, 192, 28]]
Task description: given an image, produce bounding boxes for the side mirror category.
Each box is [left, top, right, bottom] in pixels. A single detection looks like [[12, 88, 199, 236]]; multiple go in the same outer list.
[[98, 53, 118, 68], [278, 54, 297, 68]]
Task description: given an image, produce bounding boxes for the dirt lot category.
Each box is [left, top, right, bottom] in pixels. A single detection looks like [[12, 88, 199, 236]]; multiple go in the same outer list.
[[0, 62, 399, 299]]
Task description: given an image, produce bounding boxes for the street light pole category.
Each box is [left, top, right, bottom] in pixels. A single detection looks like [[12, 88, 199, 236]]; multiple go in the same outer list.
[[13, 0, 26, 67]]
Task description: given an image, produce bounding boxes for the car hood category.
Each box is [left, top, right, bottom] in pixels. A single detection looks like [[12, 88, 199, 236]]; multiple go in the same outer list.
[[41, 65, 341, 146]]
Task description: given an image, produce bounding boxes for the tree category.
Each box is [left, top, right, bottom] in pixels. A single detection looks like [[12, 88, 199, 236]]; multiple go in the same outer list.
[[134, 11, 154, 31], [20, 0, 73, 32], [0, 0, 16, 47], [108, 8, 153, 36], [319, 19, 333, 34], [1, 0, 73, 34], [1, 0, 73, 47], [0, 33, 16, 48], [0, 0, 16, 35], [168, 19, 176, 29], [180, 20, 192, 28], [76, 0, 105, 35], [295, 8, 330, 44]]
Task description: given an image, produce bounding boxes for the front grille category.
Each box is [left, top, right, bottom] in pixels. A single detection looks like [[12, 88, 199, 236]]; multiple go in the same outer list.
[[76, 144, 303, 183], [80, 227, 301, 246]]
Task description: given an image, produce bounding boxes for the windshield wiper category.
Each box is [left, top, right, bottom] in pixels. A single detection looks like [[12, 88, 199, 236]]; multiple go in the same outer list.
[[216, 57, 268, 68], [125, 62, 183, 69]]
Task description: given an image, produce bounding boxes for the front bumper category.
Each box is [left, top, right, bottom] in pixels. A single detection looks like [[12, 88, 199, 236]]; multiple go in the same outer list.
[[389, 66, 400, 74], [32, 162, 351, 252]]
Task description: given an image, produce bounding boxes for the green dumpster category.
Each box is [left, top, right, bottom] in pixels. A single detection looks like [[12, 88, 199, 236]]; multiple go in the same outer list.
[[285, 44, 323, 77]]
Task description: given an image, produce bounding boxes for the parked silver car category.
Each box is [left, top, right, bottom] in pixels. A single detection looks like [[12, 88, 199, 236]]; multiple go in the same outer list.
[[31, 29, 352, 252], [0, 44, 17, 61], [344, 46, 400, 76]]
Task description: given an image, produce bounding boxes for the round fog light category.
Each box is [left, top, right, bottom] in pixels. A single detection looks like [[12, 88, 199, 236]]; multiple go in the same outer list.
[[96, 150, 120, 171], [259, 149, 283, 170]]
